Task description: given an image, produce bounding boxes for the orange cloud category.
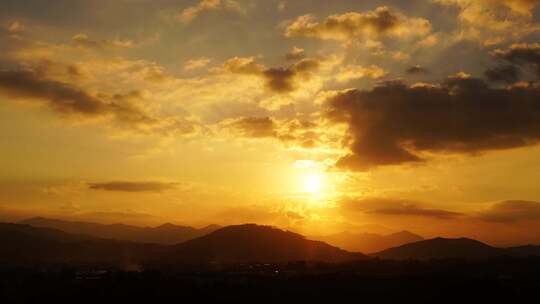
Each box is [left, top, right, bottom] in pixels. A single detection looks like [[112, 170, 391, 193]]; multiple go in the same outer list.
[[285, 46, 306, 61], [478, 200, 540, 223], [434, 0, 540, 44], [341, 197, 463, 220], [335, 65, 386, 83], [88, 181, 180, 192], [184, 57, 212, 71], [177, 0, 244, 23], [285, 6, 431, 43], [71, 33, 134, 50], [228, 117, 277, 138]]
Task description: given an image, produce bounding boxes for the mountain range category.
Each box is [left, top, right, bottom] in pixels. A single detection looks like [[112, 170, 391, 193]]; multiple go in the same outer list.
[[21, 217, 424, 253], [2, 220, 540, 268], [19, 217, 221, 245], [0, 222, 366, 267], [0, 222, 165, 267]]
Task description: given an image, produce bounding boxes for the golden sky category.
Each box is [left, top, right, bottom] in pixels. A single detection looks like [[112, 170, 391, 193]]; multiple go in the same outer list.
[[2, 0, 540, 245]]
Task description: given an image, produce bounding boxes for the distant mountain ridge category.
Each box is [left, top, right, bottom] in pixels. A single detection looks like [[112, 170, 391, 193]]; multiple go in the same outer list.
[[314, 230, 424, 253], [0, 222, 166, 267], [20, 217, 221, 245], [373, 237, 518, 260]]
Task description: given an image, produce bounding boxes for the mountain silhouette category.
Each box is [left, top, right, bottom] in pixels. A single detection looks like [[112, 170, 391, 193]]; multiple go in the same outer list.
[[163, 224, 368, 264], [373, 237, 506, 260], [0, 222, 366, 266], [20, 217, 221, 245], [4, 222, 540, 266], [506, 245, 540, 257], [0, 223, 165, 267], [316, 230, 424, 253]]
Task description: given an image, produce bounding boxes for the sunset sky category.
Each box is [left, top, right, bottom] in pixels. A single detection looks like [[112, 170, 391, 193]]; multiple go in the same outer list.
[[2, 0, 540, 245]]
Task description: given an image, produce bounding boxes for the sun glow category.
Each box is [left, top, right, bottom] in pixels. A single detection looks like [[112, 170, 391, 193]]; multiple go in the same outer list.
[[303, 172, 325, 194]]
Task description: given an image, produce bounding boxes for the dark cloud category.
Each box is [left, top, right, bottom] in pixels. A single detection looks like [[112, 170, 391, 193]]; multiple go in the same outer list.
[[341, 197, 463, 220], [292, 58, 320, 73], [261, 58, 319, 93], [262, 68, 296, 93], [485, 65, 521, 83], [0, 69, 196, 135], [0, 70, 108, 115], [325, 76, 540, 170], [224, 57, 320, 93], [406, 65, 428, 74], [492, 43, 540, 76], [478, 200, 540, 223], [88, 181, 179, 193], [229, 117, 276, 138]]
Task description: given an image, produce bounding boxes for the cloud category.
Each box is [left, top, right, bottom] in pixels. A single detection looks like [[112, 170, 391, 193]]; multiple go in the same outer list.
[[478, 200, 540, 223], [341, 197, 463, 219], [325, 75, 540, 170], [434, 0, 538, 16], [177, 0, 244, 23], [484, 65, 521, 83], [7, 20, 25, 33], [335, 65, 386, 83], [0, 69, 109, 115], [262, 68, 296, 93], [433, 0, 540, 44], [71, 33, 134, 50], [228, 117, 276, 138], [0, 69, 197, 136], [184, 57, 211, 71], [372, 206, 463, 219], [260, 58, 320, 94], [284, 6, 431, 43], [285, 46, 305, 61], [88, 181, 179, 192], [418, 34, 439, 47], [492, 43, 540, 76], [222, 56, 320, 93], [221, 56, 264, 74], [406, 65, 429, 75], [262, 58, 320, 93], [224, 116, 326, 148]]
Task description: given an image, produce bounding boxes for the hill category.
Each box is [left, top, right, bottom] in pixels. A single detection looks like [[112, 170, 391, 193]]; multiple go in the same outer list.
[[316, 230, 424, 253], [20, 217, 221, 245], [163, 224, 368, 264], [372, 237, 506, 260]]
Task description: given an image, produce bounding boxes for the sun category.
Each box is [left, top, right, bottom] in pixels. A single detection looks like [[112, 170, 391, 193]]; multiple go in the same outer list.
[[303, 172, 325, 194]]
